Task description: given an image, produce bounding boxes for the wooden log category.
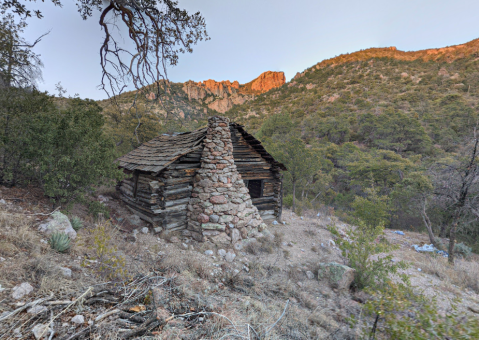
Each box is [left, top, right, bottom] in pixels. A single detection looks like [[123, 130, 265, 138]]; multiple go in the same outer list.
[[164, 186, 192, 196], [164, 197, 190, 207]]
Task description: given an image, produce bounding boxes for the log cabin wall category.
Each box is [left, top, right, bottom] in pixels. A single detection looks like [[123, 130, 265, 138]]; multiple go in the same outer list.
[[230, 125, 283, 222], [118, 148, 203, 231]]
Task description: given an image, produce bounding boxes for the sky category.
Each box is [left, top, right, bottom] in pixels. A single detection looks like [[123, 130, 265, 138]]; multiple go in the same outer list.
[[19, 0, 479, 100]]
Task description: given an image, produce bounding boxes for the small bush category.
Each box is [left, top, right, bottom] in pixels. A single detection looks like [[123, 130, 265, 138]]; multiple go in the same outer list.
[[81, 222, 127, 280], [359, 281, 479, 339], [454, 242, 472, 259], [49, 232, 71, 253], [88, 201, 110, 220], [330, 220, 409, 290], [283, 194, 294, 208], [70, 216, 83, 231]]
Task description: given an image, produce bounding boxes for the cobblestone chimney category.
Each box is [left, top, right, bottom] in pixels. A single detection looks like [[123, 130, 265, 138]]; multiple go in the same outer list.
[[187, 116, 266, 244]]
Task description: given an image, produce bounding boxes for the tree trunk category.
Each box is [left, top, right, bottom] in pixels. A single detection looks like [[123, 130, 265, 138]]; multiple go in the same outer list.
[[421, 201, 442, 250], [448, 222, 457, 264], [292, 180, 296, 213]]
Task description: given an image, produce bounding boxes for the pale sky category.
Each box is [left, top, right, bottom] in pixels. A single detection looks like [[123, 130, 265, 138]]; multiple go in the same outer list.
[[21, 0, 479, 100]]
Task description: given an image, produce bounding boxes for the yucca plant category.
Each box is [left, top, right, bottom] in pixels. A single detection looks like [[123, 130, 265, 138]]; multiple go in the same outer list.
[[70, 216, 83, 231], [49, 232, 71, 253]]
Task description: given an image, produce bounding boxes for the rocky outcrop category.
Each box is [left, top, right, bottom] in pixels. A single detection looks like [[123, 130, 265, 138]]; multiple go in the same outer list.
[[181, 71, 285, 113], [250, 71, 286, 93], [207, 94, 250, 114], [187, 116, 266, 243]]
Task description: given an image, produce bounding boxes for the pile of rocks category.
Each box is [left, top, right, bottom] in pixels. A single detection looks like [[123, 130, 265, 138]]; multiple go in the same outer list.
[[187, 116, 266, 244]]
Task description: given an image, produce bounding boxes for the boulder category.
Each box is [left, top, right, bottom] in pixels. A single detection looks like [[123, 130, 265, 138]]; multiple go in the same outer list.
[[38, 211, 76, 240], [59, 267, 72, 278], [128, 214, 142, 226], [318, 262, 355, 290], [71, 315, 85, 324], [225, 251, 236, 263], [12, 282, 34, 300], [32, 324, 51, 339]]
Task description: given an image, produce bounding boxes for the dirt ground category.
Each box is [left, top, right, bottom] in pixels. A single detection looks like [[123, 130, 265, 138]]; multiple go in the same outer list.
[[2, 184, 479, 339]]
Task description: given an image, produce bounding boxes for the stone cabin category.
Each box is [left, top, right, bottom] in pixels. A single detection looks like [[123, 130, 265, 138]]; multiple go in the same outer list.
[[116, 116, 286, 242]]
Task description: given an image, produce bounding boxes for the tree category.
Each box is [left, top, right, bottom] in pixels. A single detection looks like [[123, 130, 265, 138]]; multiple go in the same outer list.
[[2, 0, 209, 101], [0, 89, 119, 203], [430, 131, 479, 263], [265, 134, 321, 212], [0, 14, 46, 88]]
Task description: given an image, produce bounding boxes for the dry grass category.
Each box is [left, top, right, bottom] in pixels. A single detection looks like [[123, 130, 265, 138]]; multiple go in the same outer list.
[[403, 251, 479, 293]]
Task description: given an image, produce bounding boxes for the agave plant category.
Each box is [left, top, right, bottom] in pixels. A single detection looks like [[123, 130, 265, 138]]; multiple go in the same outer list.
[[49, 232, 71, 253], [70, 216, 83, 231]]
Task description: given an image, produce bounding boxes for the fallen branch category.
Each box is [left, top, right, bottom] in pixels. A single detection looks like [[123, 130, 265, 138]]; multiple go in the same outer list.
[[95, 308, 121, 322], [264, 299, 289, 335], [120, 315, 163, 339], [0, 296, 52, 322]]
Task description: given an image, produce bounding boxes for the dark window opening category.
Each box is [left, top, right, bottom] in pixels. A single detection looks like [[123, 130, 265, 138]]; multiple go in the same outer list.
[[248, 180, 263, 198]]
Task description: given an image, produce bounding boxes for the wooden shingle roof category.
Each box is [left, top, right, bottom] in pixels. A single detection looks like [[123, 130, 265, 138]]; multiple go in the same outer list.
[[116, 127, 207, 173], [117, 123, 286, 173]]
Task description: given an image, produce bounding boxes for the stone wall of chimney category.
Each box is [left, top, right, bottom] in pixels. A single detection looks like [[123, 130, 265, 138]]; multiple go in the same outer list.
[[186, 116, 266, 244]]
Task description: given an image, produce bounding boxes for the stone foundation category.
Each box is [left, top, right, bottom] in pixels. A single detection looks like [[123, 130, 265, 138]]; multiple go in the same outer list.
[[187, 116, 266, 243]]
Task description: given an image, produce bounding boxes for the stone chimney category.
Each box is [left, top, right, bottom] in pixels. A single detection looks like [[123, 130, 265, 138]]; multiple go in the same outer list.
[[187, 116, 266, 244]]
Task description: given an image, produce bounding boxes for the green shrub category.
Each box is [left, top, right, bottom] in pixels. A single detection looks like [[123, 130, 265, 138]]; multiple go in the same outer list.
[[81, 222, 128, 280], [454, 242, 472, 259], [330, 220, 409, 290], [70, 216, 83, 231], [49, 232, 71, 253], [0, 90, 120, 203], [283, 194, 294, 208], [358, 281, 479, 339], [88, 201, 110, 220]]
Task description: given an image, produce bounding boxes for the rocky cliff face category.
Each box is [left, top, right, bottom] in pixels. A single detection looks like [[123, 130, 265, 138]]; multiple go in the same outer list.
[[181, 71, 285, 114], [250, 71, 286, 93]]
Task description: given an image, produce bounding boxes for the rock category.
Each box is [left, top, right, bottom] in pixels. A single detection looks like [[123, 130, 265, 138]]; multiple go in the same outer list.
[[211, 233, 231, 244], [97, 195, 109, 202], [71, 314, 85, 324], [154, 227, 163, 233], [13, 327, 21, 338], [27, 305, 47, 315], [0, 256, 5, 262], [231, 228, 241, 244], [218, 249, 226, 257], [38, 211, 76, 240], [306, 271, 315, 280], [273, 220, 278, 225], [128, 214, 142, 226], [12, 282, 34, 299], [318, 263, 355, 290], [204, 250, 214, 256], [141, 227, 149, 234], [250, 71, 286, 93], [197, 213, 209, 223], [209, 214, 220, 223], [181, 243, 188, 250], [59, 267, 72, 278], [225, 251, 236, 263], [32, 324, 51, 339], [210, 195, 227, 204], [233, 242, 243, 251], [169, 236, 180, 243], [0, 199, 5, 204]]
